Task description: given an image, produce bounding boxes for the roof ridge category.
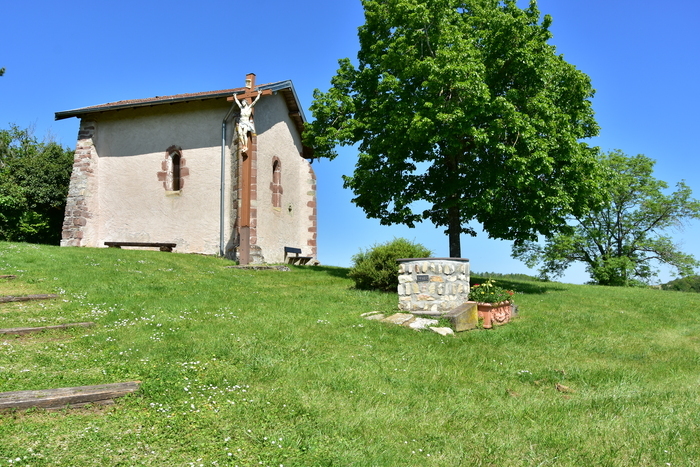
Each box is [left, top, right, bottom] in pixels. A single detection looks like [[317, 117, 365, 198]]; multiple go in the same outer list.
[[56, 81, 288, 118]]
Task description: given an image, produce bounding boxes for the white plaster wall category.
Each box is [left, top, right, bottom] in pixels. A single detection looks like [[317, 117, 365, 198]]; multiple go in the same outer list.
[[87, 99, 235, 254], [70, 92, 314, 261], [254, 94, 316, 263]]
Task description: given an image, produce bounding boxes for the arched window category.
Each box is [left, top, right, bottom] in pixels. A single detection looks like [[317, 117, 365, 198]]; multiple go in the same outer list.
[[158, 145, 188, 192], [171, 151, 181, 191], [271, 158, 282, 208]]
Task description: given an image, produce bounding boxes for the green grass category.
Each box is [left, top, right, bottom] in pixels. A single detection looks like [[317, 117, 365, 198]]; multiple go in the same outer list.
[[1, 241, 700, 466]]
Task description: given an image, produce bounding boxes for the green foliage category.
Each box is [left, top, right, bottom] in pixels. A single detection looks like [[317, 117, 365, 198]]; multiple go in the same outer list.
[[0, 67, 5, 76], [468, 278, 515, 304], [662, 275, 700, 293], [0, 125, 74, 244], [514, 150, 700, 286], [304, 0, 604, 257], [348, 237, 431, 291]]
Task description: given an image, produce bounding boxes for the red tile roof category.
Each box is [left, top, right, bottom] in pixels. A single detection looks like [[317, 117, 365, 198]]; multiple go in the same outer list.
[[54, 80, 314, 159], [55, 82, 281, 120]]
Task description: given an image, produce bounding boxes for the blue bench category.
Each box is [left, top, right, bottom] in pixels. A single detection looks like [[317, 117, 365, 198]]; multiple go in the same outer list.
[[284, 247, 312, 265]]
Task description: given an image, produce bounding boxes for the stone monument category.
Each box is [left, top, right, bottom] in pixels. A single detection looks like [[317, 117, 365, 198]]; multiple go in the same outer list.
[[397, 258, 470, 315]]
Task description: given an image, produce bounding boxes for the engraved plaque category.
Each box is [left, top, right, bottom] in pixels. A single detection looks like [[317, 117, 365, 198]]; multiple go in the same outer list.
[[416, 275, 429, 282]]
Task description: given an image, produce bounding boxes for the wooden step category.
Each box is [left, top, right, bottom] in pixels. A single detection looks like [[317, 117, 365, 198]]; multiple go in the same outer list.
[[0, 294, 59, 304], [0, 322, 94, 335], [0, 382, 141, 410]]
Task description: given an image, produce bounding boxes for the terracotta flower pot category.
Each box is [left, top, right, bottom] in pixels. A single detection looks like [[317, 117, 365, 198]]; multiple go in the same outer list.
[[477, 301, 512, 329]]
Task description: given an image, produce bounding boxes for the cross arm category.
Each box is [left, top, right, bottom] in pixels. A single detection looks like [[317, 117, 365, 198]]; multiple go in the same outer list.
[[227, 88, 273, 102]]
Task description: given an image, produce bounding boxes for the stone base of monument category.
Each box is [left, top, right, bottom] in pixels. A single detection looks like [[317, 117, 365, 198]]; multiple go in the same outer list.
[[409, 301, 486, 332], [363, 302, 516, 333], [431, 301, 516, 330], [442, 302, 479, 331], [361, 311, 454, 336]]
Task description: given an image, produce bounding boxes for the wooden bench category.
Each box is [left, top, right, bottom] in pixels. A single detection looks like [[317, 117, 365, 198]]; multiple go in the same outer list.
[[284, 246, 313, 265], [105, 242, 176, 252]]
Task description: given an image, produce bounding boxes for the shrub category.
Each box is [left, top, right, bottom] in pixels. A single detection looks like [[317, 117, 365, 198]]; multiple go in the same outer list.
[[0, 125, 74, 244], [661, 276, 700, 293], [348, 238, 431, 292]]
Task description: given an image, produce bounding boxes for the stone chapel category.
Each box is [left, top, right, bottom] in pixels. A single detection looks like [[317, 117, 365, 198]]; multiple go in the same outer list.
[[55, 74, 317, 264]]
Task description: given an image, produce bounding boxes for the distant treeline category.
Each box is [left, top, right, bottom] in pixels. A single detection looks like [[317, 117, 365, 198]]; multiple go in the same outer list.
[[661, 276, 700, 293], [471, 272, 544, 282]]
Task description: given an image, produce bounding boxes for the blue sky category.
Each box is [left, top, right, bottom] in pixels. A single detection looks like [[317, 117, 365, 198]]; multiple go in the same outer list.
[[2, 0, 699, 284]]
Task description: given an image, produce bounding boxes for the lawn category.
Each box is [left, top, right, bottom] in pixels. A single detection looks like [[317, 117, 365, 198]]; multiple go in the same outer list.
[[1, 241, 699, 466]]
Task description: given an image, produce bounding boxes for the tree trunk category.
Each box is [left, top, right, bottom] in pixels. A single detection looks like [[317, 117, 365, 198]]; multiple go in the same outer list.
[[448, 205, 461, 258]]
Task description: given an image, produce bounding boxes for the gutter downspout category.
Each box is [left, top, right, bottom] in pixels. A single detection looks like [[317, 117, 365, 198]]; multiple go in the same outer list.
[[220, 102, 238, 257]]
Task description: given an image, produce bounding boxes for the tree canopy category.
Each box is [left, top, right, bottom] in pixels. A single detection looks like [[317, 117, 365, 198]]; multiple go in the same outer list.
[[0, 125, 74, 244], [513, 151, 700, 286], [304, 0, 604, 257]]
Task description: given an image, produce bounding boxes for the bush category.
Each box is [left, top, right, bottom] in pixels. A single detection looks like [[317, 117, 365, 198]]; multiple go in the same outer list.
[[661, 276, 700, 293], [348, 238, 431, 292], [0, 125, 74, 244]]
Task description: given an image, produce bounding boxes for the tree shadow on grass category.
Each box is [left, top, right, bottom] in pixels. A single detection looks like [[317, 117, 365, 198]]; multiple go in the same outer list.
[[300, 265, 351, 280], [303, 268, 564, 295], [470, 275, 566, 296]]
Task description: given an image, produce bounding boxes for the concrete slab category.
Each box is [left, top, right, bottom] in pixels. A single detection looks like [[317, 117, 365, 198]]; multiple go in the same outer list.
[[444, 302, 478, 331], [381, 313, 416, 326]]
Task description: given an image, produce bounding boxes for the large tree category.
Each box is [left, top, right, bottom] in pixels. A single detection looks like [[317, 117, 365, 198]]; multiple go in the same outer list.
[[304, 0, 604, 257], [513, 151, 700, 286], [0, 125, 74, 244]]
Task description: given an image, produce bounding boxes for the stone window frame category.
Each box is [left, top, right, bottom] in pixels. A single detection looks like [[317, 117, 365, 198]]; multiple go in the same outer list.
[[158, 145, 189, 194], [271, 156, 282, 208]]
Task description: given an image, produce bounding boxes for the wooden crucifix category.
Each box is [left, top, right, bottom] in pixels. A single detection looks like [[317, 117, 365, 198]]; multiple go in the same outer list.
[[227, 73, 272, 264]]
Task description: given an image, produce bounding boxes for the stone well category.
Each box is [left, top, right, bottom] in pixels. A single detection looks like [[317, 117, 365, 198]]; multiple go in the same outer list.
[[397, 258, 470, 315]]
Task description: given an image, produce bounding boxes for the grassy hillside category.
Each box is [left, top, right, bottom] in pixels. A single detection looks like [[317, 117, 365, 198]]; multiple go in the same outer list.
[[1, 241, 700, 466]]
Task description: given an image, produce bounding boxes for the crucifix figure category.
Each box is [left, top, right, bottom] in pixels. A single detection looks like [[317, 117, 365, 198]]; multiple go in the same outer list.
[[233, 90, 262, 153], [226, 73, 272, 265]]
